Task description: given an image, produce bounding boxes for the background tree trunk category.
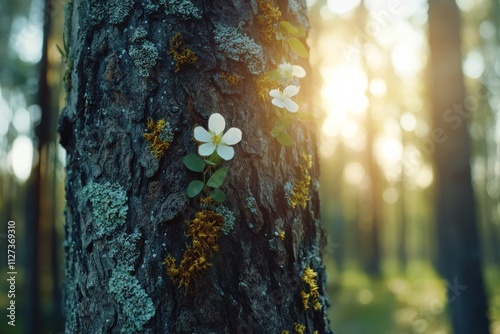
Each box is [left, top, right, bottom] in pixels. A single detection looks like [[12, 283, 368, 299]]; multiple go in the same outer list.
[[59, 0, 331, 333], [428, 0, 490, 333]]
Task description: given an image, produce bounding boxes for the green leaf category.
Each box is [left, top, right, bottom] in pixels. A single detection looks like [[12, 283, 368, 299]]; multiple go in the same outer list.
[[271, 127, 281, 138], [204, 159, 216, 166], [183, 154, 205, 172], [187, 180, 204, 198], [295, 111, 316, 122], [296, 25, 306, 38], [207, 167, 228, 188], [280, 21, 299, 35], [275, 118, 291, 130], [210, 188, 226, 203], [288, 38, 309, 58], [276, 131, 293, 146]]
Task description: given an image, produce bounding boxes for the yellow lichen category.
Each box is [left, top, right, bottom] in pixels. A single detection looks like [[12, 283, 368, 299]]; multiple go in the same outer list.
[[294, 323, 306, 334], [256, 75, 277, 102], [220, 72, 242, 86], [164, 210, 224, 291], [278, 230, 285, 241], [301, 266, 321, 311], [168, 32, 198, 73], [288, 153, 312, 209], [256, 0, 282, 43], [313, 331, 319, 334], [282, 331, 290, 334], [143, 118, 173, 159]]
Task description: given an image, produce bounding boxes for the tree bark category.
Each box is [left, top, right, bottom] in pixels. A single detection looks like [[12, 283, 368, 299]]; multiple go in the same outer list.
[[59, 1, 331, 333], [428, 0, 490, 333]]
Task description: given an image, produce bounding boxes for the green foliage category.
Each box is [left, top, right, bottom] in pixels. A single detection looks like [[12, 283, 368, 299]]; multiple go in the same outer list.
[[276, 131, 293, 146], [81, 182, 128, 239], [278, 21, 309, 58], [210, 188, 226, 203], [183, 153, 205, 172], [206, 167, 228, 188], [187, 180, 204, 198], [288, 37, 309, 58], [56, 33, 70, 63]]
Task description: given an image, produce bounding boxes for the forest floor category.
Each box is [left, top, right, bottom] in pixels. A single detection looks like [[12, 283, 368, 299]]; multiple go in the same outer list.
[[328, 261, 500, 334]]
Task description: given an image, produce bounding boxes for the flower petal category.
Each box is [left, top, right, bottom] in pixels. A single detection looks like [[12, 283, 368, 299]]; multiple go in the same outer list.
[[217, 145, 235, 161], [194, 126, 212, 143], [208, 113, 225, 134], [269, 89, 281, 98], [292, 65, 306, 78], [284, 99, 299, 112], [222, 127, 242, 145], [272, 98, 285, 108], [198, 142, 216, 156], [284, 85, 299, 97]]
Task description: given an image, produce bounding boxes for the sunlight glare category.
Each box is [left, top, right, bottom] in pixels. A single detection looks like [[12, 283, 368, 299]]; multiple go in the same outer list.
[[10, 135, 33, 182], [369, 78, 387, 98], [327, 0, 361, 15], [13, 108, 31, 134], [383, 187, 399, 204], [415, 165, 433, 189], [391, 44, 422, 78], [344, 162, 366, 185], [321, 64, 368, 115], [400, 112, 417, 132], [0, 89, 13, 137], [9, 17, 43, 63], [463, 50, 484, 79]]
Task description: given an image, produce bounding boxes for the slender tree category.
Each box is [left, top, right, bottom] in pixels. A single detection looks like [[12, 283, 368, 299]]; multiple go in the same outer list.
[[58, 1, 331, 333], [428, 0, 490, 333]]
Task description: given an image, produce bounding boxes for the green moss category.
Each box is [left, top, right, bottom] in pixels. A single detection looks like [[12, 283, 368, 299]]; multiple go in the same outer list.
[[214, 24, 264, 75], [128, 40, 159, 77], [201, 202, 235, 235], [108, 269, 155, 333], [163, 0, 202, 19], [81, 182, 128, 239]]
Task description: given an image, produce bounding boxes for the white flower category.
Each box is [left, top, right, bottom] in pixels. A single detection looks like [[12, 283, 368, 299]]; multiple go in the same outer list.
[[193, 113, 242, 161], [269, 85, 300, 113], [278, 62, 306, 79]]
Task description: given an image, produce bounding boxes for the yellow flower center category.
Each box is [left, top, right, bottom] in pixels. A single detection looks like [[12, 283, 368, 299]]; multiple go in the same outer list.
[[211, 133, 223, 146]]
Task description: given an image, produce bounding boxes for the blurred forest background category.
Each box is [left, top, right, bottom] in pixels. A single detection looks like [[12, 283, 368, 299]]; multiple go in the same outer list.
[[0, 0, 499, 333]]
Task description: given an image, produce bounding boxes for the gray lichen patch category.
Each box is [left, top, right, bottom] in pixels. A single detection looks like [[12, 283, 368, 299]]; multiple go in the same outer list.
[[245, 196, 257, 214], [108, 231, 141, 271], [131, 27, 148, 43], [128, 41, 159, 77], [162, 0, 202, 19], [81, 181, 128, 239], [108, 269, 156, 334], [201, 202, 236, 235], [88, 0, 134, 25], [108, 0, 134, 24], [214, 24, 264, 75]]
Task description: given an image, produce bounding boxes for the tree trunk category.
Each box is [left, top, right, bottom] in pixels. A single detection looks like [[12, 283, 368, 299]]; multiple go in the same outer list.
[[428, 0, 490, 333], [59, 1, 331, 333]]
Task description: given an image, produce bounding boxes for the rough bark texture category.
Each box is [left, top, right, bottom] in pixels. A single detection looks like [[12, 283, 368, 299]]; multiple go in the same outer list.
[[428, 0, 490, 333], [59, 0, 331, 333]]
